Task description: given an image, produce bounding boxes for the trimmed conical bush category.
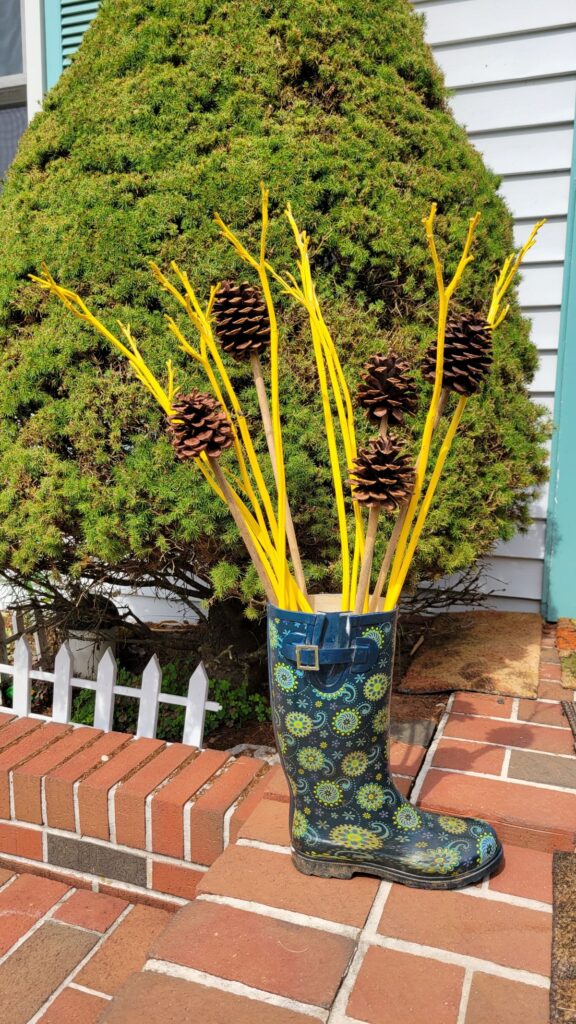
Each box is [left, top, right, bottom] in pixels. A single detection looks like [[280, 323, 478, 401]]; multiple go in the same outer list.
[[0, 0, 548, 604]]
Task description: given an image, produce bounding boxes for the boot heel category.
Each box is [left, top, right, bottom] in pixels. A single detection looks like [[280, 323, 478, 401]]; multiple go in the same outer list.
[[292, 851, 354, 880]]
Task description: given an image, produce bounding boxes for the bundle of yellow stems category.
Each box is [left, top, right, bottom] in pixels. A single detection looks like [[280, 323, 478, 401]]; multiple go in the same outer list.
[[32, 188, 544, 615]]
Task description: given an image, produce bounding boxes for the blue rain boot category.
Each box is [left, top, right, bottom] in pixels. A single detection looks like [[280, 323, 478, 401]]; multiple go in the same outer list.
[[268, 604, 503, 889]]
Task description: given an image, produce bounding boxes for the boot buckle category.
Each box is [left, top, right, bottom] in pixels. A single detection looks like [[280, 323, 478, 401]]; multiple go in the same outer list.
[[295, 644, 320, 671]]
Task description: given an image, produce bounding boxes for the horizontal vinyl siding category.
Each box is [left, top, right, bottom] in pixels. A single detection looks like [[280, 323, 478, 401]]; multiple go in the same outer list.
[[413, 0, 576, 610]]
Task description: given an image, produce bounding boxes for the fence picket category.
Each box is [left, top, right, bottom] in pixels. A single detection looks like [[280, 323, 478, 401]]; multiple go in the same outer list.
[[12, 636, 32, 717], [137, 655, 161, 739], [52, 642, 73, 723], [1, 625, 219, 747], [93, 647, 117, 731], [183, 661, 210, 748]]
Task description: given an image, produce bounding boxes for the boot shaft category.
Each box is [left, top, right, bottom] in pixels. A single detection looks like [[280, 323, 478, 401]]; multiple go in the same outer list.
[[268, 605, 398, 833], [267, 604, 502, 883]]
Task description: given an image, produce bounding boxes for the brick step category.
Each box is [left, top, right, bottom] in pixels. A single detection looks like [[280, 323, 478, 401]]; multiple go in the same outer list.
[[418, 768, 576, 851], [416, 687, 576, 852], [0, 713, 271, 906]]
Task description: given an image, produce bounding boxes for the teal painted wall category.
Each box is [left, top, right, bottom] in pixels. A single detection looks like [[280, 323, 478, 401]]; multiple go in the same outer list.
[[43, 0, 62, 91], [543, 105, 576, 621]]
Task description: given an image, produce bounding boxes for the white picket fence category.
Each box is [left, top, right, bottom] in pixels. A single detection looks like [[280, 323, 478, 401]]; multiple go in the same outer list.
[[0, 636, 221, 749]]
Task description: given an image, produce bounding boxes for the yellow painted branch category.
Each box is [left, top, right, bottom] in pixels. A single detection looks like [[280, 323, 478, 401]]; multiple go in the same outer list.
[[354, 505, 380, 614], [166, 316, 270, 542], [32, 271, 173, 415], [385, 209, 479, 606], [487, 219, 546, 326], [164, 264, 281, 548], [209, 459, 277, 603], [285, 206, 351, 611], [251, 353, 307, 600], [268, 261, 365, 610], [257, 183, 288, 608], [385, 396, 467, 609]]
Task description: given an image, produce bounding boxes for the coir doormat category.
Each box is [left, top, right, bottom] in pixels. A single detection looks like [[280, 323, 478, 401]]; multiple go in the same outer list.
[[400, 611, 541, 699], [551, 852, 576, 1024]]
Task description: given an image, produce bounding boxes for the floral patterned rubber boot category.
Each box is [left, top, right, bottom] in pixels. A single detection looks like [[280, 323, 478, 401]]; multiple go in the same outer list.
[[268, 604, 503, 889]]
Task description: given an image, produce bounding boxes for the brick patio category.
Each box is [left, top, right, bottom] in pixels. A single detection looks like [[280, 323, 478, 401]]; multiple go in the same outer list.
[[0, 622, 573, 1023]]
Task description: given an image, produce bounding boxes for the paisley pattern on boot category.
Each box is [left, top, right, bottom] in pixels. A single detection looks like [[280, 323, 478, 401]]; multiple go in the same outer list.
[[268, 605, 502, 884]]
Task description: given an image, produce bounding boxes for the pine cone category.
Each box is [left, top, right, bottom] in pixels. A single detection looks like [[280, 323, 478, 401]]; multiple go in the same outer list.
[[423, 313, 492, 396], [349, 435, 415, 510], [213, 280, 270, 360], [168, 390, 233, 460], [358, 353, 417, 426]]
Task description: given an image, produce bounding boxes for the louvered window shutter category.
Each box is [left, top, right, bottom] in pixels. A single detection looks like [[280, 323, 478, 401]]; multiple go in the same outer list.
[[44, 0, 101, 90]]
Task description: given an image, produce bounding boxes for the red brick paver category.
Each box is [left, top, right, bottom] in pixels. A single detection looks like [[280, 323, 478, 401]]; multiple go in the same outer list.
[[488, 844, 553, 904], [238, 795, 291, 846], [153, 899, 354, 1007], [0, 874, 68, 955], [0, 922, 97, 1024], [418, 768, 576, 851], [518, 698, 569, 727], [36, 987, 109, 1024], [432, 736, 506, 775], [0, 722, 70, 818], [0, 821, 43, 860], [347, 945, 464, 1024], [188, 755, 264, 865], [150, 748, 229, 859], [197, 842, 379, 927], [442, 713, 574, 755], [13, 726, 102, 824], [464, 972, 549, 1024], [78, 736, 164, 840], [151, 861, 204, 900], [114, 743, 196, 849], [378, 886, 551, 975], [53, 889, 128, 932], [99, 971, 318, 1024], [45, 731, 131, 831], [75, 904, 171, 995]]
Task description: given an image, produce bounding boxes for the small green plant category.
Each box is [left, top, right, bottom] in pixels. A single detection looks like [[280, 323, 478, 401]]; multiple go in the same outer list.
[[70, 661, 270, 742]]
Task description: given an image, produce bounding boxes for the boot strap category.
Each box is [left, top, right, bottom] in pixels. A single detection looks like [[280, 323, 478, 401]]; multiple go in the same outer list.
[[281, 636, 378, 671]]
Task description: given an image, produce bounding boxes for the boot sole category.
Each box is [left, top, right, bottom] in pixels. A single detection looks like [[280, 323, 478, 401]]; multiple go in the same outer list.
[[292, 846, 504, 890]]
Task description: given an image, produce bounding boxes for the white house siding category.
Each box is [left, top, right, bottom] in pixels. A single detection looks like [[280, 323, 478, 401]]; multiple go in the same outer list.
[[412, 0, 576, 613]]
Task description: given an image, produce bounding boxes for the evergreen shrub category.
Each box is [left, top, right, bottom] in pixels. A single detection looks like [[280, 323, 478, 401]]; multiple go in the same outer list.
[[0, 0, 549, 609]]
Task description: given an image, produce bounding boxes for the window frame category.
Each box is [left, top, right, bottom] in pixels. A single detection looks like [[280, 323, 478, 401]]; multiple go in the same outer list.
[[0, 0, 26, 89]]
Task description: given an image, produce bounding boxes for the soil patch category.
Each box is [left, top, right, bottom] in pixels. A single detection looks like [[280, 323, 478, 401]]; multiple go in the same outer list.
[[205, 683, 447, 752]]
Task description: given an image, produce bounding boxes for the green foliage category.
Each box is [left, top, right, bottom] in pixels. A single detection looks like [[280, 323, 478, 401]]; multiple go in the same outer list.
[[0, 0, 548, 604], [70, 660, 270, 741]]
